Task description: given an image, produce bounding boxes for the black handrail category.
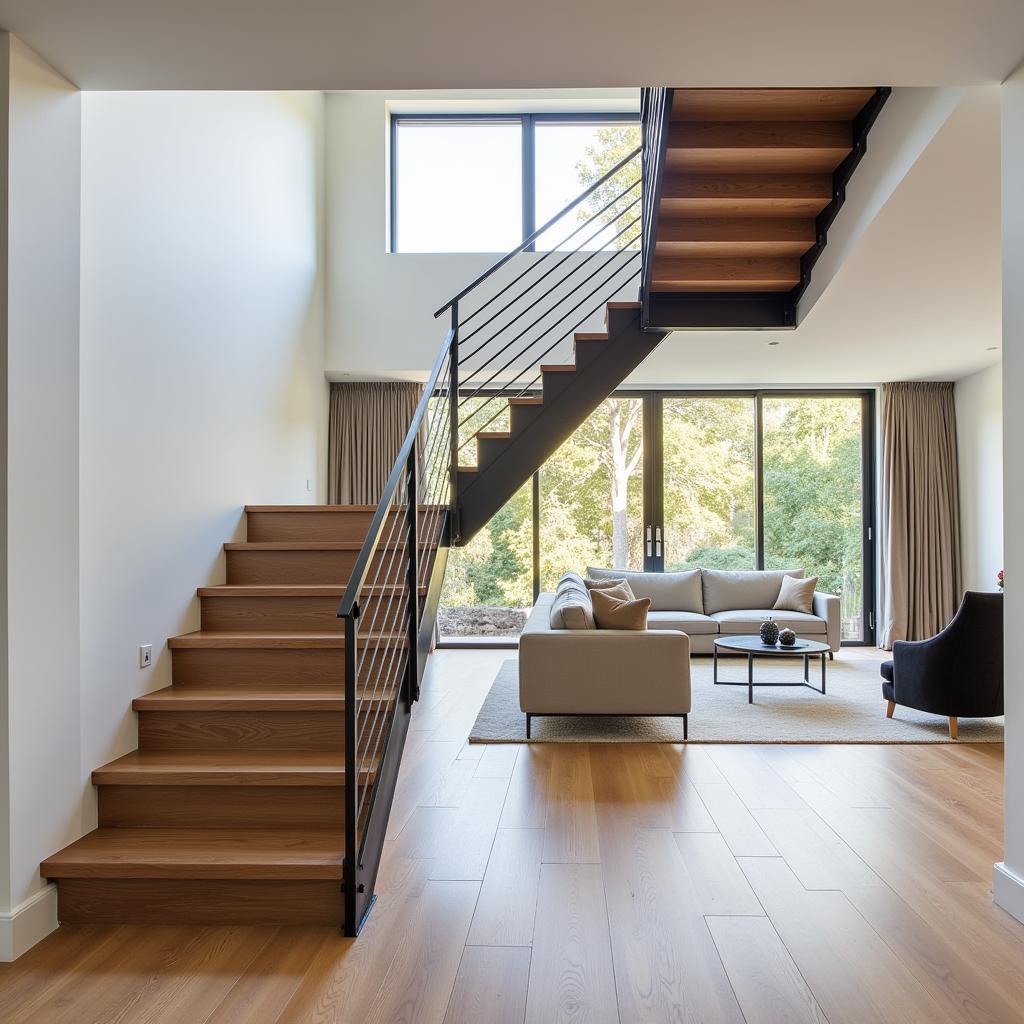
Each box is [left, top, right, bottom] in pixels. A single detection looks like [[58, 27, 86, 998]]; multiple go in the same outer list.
[[433, 145, 641, 319]]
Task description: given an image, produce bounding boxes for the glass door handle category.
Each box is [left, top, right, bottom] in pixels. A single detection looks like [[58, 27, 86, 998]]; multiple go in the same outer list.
[[655, 527, 662, 558], [646, 526, 653, 557]]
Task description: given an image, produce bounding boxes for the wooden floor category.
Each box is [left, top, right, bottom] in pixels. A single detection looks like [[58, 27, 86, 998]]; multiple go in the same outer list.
[[2, 649, 1020, 1024]]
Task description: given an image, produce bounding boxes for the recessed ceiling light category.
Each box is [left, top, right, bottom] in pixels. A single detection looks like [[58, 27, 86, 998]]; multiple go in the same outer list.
[[987, 346, 999, 351], [767, 341, 780, 347]]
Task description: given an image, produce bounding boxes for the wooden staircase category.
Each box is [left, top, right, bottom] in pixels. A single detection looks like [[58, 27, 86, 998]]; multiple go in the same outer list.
[[644, 87, 889, 329], [41, 505, 415, 927]]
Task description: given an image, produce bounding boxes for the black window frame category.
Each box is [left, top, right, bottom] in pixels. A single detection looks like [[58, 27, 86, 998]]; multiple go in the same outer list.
[[438, 387, 877, 649], [389, 112, 640, 254]]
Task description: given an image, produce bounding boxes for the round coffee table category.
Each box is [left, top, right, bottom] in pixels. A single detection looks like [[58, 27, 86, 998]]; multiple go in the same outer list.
[[713, 635, 831, 704]]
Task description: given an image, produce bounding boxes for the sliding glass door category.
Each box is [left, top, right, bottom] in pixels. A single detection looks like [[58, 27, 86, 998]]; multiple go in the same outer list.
[[661, 397, 757, 571], [761, 396, 870, 641], [438, 388, 875, 645], [654, 391, 875, 644], [538, 396, 645, 588]]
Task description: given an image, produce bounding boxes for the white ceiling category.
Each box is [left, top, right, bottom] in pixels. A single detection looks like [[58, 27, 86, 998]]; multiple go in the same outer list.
[[0, 1, 1022, 91], [629, 86, 1002, 386]]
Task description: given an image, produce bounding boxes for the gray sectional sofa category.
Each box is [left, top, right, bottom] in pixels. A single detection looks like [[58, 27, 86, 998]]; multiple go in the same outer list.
[[517, 567, 840, 737], [583, 566, 841, 655]]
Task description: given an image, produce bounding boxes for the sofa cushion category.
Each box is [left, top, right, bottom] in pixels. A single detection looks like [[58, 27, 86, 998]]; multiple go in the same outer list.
[[711, 608, 826, 634], [549, 574, 595, 630], [647, 610, 720, 635], [591, 589, 650, 630], [584, 577, 636, 602], [701, 568, 804, 614], [586, 566, 704, 612], [774, 574, 818, 614]]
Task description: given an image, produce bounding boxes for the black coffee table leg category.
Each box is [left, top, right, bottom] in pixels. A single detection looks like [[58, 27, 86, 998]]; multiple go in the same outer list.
[[821, 652, 827, 694], [803, 654, 809, 682], [748, 653, 754, 704], [714, 646, 718, 684]]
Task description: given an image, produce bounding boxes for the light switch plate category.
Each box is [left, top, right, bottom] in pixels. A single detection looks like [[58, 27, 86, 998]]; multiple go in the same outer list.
[[139, 644, 153, 668]]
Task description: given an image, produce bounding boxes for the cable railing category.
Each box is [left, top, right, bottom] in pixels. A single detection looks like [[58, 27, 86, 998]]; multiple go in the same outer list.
[[339, 139, 643, 935]]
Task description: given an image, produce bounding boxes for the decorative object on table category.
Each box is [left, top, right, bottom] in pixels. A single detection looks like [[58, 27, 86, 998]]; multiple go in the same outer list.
[[778, 627, 797, 647], [759, 617, 780, 645], [997, 569, 1004, 590]]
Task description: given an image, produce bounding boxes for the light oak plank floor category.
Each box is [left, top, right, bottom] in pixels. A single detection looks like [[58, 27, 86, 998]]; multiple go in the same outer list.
[[1, 649, 1019, 1024]]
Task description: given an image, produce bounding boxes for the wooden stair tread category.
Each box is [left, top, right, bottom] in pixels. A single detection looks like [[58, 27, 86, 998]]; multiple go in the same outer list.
[[168, 631, 405, 649], [672, 88, 876, 122], [244, 504, 443, 513], [92, 749, 364, 786], [198, 584, 425, 597], [574, 332, 608, 341], [42, 828, 344, 880], [509, 397, 543, 406], [540, 363, 575, 373], [665, 121, 851, 173], [652, 256, 800, 292], [132, 685, 387, 711], [475, 431, 510, 441], [224, 541, 426, 551]]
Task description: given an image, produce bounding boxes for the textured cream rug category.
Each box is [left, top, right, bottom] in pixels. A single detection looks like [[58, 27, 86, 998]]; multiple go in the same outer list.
[[468, 656, 1004, 744]]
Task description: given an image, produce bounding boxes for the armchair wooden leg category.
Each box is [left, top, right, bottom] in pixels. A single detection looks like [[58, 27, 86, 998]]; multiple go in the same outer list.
[[948, 716, 958, 740], [886, 700, 896, 719]]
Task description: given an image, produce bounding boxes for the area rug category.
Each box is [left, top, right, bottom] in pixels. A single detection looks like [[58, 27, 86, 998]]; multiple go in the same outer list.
[[468, 657, 1005, 744]]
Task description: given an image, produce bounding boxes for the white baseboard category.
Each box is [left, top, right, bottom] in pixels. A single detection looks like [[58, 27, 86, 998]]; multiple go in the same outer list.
[[0, 884, 58, 961], [993, 861, 1024, 925]]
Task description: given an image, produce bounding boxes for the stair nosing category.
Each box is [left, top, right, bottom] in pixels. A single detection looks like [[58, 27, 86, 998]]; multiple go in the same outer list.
[[197, 584, 426, 597], [41, 827, 345, 880], [91, 751, 371, 787]]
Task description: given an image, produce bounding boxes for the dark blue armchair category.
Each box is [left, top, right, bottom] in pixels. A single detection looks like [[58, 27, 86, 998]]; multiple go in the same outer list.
[[881, 591, 1003, 739]]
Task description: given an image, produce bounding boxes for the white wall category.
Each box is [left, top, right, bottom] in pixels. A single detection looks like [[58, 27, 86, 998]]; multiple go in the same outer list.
[[996, 64, 1024, 925], [325, 90, 640, 380], [78, 91, 327, 816], [1, 35, 81, 960], [955, 362, 1003, 592]]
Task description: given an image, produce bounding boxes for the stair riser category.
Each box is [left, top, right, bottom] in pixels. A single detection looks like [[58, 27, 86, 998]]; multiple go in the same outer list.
[[172, 647, 347, 687], [475, 438, 509, 474], [54, 878, 344, 926], [246, 509, 393, 542], [201, 593, 421, 632], [226, 547, 433, 585], [509, 404, 544, 435], [573, 340, 608, 368], [98, 784, 347, 829], [137, 709, 384, 751], [542, 371, 577, 405]]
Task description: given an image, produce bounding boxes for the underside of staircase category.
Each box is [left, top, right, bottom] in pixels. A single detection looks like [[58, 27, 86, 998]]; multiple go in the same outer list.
[[645, 87, 889, 330], [456, 301, 666, 542]]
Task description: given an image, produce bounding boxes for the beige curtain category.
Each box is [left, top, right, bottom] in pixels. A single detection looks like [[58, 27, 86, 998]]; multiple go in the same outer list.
[[327, 381, 422, 505], [879, 381, 962, 649]]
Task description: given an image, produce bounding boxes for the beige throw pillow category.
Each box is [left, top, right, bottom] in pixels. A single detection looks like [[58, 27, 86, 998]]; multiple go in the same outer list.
[[584, 577, 636, 603], [590, 588, 650, 630], [774, 574, 818, 614]]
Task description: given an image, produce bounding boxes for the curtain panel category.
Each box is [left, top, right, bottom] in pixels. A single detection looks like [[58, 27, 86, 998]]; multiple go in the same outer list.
[[879, 381, 962, 649], [327, 381, 423, 505]]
